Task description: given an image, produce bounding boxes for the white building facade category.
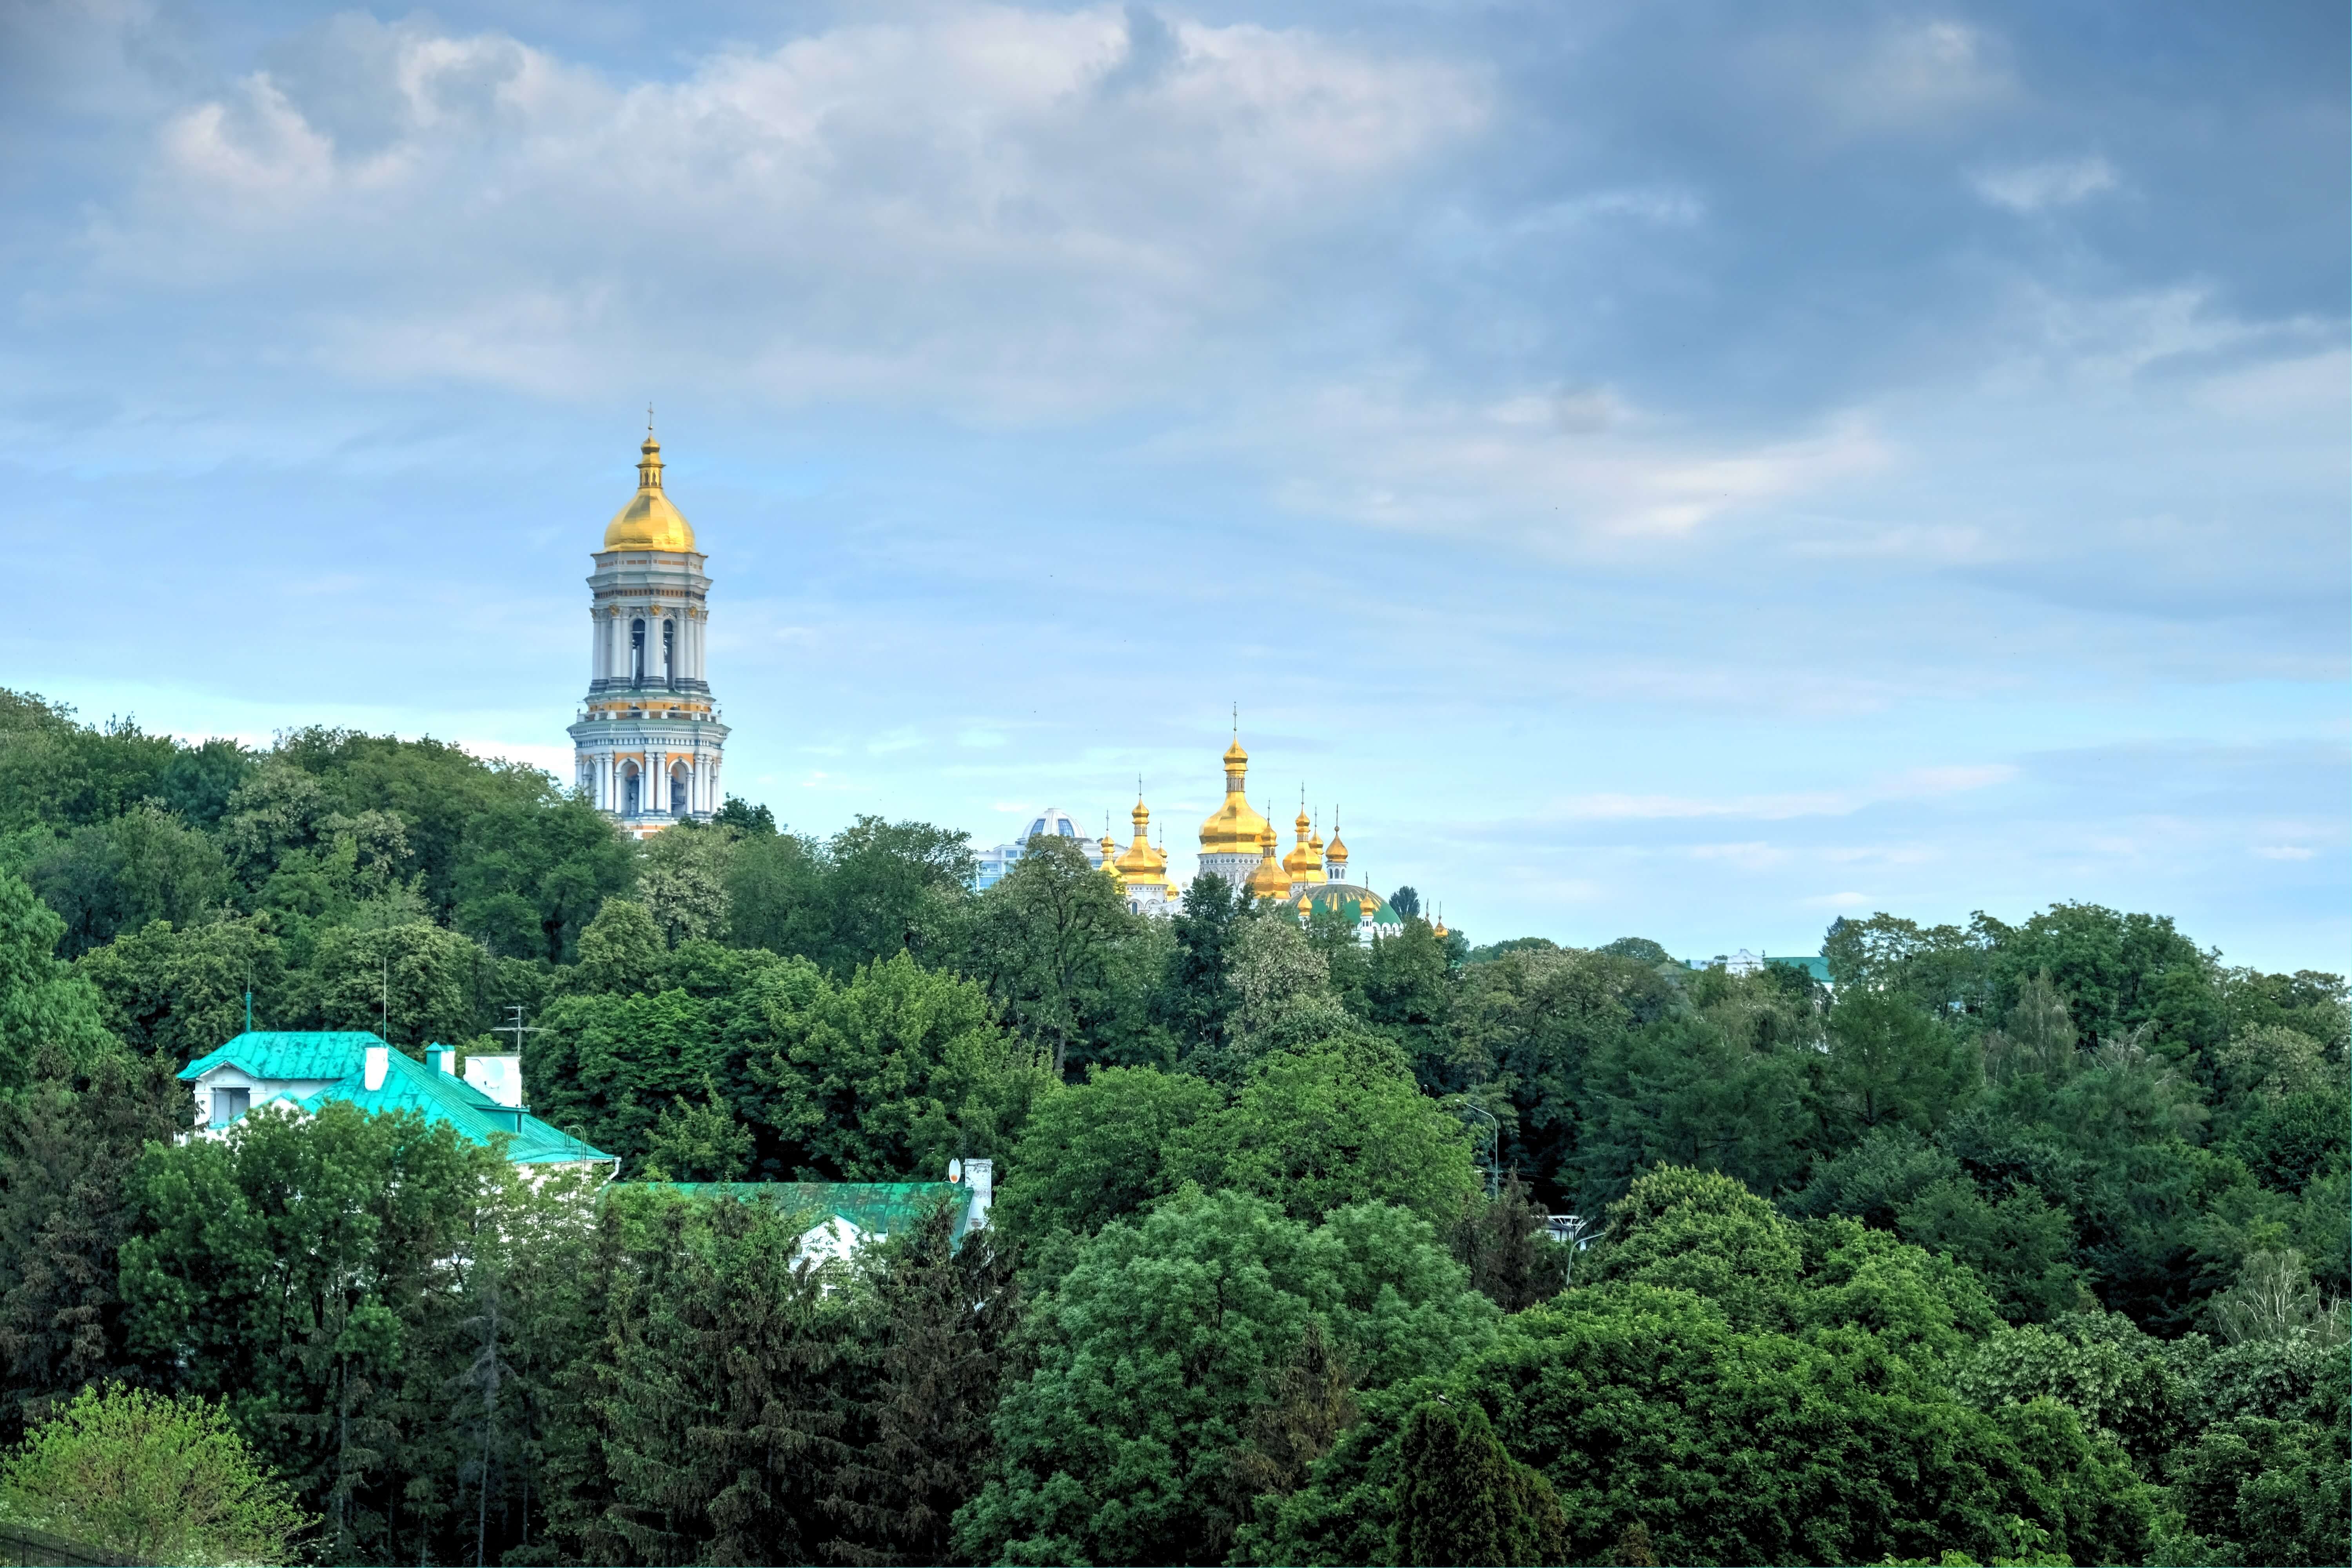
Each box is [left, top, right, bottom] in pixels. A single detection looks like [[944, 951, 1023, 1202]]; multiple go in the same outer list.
[[568, 431, 730, 838]]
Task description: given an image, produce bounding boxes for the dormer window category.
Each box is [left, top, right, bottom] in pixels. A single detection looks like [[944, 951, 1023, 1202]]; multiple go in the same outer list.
[[210, 1085, 249, 1128]]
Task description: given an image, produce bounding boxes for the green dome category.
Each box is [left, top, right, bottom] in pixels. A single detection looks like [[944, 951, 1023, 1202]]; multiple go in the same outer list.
[[1292, 882, 1403, 933]]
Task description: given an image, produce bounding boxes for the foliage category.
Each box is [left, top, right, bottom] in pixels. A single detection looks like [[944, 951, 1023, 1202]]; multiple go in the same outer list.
[[1390, 1399, 1566, 1567], [0, 1383, 309, 1566]]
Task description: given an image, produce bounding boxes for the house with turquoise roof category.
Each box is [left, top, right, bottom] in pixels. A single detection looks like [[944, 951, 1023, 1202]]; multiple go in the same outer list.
[[177, 1031, 618, 1174]]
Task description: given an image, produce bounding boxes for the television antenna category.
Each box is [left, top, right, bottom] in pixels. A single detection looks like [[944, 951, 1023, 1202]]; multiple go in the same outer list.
[[496, 1006, 544, 1054]]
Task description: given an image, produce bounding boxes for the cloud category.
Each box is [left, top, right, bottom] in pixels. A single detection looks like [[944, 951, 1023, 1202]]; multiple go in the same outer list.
[[1970, 154, 2118, 213], [1546, 764, 2014, 823], [84, 6, 1487, 416], [2253, 845, 2317, 861]]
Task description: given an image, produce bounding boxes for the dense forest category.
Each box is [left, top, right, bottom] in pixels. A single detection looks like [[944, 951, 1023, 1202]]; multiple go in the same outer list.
[[0, 689, 2343, 1567]]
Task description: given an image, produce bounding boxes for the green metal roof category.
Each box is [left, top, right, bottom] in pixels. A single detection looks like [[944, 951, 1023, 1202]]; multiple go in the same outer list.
[[1765, 954, 1834, 982], [179, 1031, 615, 1167], [654, 1181, 975, 1243], [1294, 882, 1401, 926]]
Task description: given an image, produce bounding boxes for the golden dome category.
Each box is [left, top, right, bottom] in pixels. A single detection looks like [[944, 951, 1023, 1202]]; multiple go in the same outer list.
[[1100, 831, 1124, 888], [1281, 799, 1325, 884], [1116, 796, 1170, 883], [1325, 811, 1349, 869], [603, 434, 698, 552], [1246, 813, 1292, 899], [1199, 734, 1272, 855]]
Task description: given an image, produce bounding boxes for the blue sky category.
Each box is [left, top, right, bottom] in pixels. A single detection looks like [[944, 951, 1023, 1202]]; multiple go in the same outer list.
[[3, 0, 2345, 970]]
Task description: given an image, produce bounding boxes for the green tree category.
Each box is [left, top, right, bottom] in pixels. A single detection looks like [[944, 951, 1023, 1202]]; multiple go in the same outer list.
[[1229, 916, 1350, 1062], [967, 834, 1164, 1075], [1390, 1399, 1565, 1567], [806, 816, 976, 975], [1454, 1172, 1569, 1313], [635, 822, 733, 947], [990, 1065, 1225, 1258], [643, 1080, 756, 1181], [1154, 873, 1252, 1074], [452, 788, 635, 962], [823, 1201, 1021, 1566], [1824, 985, 1976, 1137], [118, 1103, 513, 1562], [18, 803, 233, 959], [303, 920, 478, 1046], [0, 870, 116, 1093], [78, 915, 285, 1060], [0, 1384, 310, 1565], [954, 1189, 1494, 1566], [1181, 1040, 1480, 1228], [0, 1046, 184, 1444]]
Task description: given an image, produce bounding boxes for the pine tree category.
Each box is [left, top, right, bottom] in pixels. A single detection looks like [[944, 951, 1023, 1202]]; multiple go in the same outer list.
[[822, 1202, 1020, 1565], [1391, 1399, 1566, 1566], [1454, 1172, 1568, 1312]]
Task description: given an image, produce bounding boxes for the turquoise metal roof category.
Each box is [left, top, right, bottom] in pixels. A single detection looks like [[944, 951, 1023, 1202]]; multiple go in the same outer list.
[[180, 1031, 615, 1167], [654, 1181, 975, 1243], [1765, 954, 1834, 982]]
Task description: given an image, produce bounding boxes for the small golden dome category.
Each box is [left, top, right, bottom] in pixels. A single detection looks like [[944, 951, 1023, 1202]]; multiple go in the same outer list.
[[1281, 798, 1325, 884], [1223, 737, 1249, 769], [1116, 795, 1170, 882], [1100, 832, 1124, 887], [603, 434, 698, 552], [1325, 811, 1349, 867], [1246, 813, 1292, 899]]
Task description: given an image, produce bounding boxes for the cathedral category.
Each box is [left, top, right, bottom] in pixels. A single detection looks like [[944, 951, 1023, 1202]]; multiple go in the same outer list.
[[568, 428, 729, 837], [1100, 733, 1414, 942]]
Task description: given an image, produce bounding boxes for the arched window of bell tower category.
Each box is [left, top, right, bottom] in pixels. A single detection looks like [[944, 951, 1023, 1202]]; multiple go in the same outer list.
[[663, 619, 676, 689], [630, 619, 646, 684], [621, 761, 641, 817]]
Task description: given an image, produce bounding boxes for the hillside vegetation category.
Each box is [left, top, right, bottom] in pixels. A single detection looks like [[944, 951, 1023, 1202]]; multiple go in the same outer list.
[[0, 692, 2342, 1566]]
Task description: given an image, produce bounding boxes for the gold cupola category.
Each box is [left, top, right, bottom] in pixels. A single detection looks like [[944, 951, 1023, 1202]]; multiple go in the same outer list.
[[1116, 795, 1171, 889], [1100, 825, 1124, 889], [1199, 733, 1273, 857], [1324, 811, 1349, 882], [603, 429, 698, 552], [1247, 810, 1292, 900], [1281, 795, 1326, 886]]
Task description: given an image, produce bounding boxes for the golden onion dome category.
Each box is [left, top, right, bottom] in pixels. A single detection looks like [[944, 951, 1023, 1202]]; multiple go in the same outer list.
[[1116, 797, 1169, 880], [1325, 813, 1349, 867], [1246, 815, 1292, 899], [603, 434, 698, 552], [1281, 801, 1325, 883], [1100, 832, 1124, 887], [1199, 735, 1272, 855]]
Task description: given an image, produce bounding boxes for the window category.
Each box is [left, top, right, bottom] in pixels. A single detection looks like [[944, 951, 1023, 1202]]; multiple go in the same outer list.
[[210, 1086, 249, 1128], [622, 765, 641, 816], [670, 767, 688, 817], [630, 619, 646, 682], [663, 619, 676, 688]]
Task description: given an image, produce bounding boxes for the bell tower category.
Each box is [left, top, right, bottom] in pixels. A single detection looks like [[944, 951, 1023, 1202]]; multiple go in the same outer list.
[[566, 423, 729, 837]]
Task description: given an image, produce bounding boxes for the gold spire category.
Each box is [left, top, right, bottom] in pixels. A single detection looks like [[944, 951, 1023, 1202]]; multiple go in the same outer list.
[[603, 424, 698, 552], [1324, 807, 1349, 879]]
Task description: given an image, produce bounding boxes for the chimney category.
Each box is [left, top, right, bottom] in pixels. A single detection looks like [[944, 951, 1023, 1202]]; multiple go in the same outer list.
[[364, 1044, 388, 1091], [425, 1044, 456, 1075], [962, 1158, 993, 1229], [465, 1054, 524, 1109]]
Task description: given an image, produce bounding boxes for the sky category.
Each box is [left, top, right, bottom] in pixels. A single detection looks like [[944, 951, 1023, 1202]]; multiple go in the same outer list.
[[2, 0, 2345, 971]]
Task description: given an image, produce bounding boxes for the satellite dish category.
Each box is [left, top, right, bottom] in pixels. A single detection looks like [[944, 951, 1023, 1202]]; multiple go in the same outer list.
[[948, 1158, 964, 1183]]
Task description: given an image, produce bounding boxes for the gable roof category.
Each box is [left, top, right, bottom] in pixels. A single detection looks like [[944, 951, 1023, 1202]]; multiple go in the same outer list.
[[656, 1181, 976, 1244], [179, 1031, 614, 1167]]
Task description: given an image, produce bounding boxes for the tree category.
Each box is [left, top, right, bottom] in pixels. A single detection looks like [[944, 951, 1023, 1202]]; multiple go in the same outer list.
[[967, 834, 1162, 1075], [823, 1201, 1021, 1565], [643, 1080, 756, 1181], [713, 796, 777, 835], [1454, 1172, 1569, 1313], [451, 789, 635, 962], [0, 1046, 184, 1445], [1824, 984, 1975, 1136], [118, 1102, 504, 1563], [78, 915, 285, 1059], [303, 920, 478, 1045], [1154, 874, 1251, 1073], [807, 817, 976, 975], [19, 803, 233, 959], [0, 1385, 309, 1565], [636, 823, 733, 947], [954, 1189, 1494, 1566], [0, 870, 115, 1093], [1228, 915, 1349, 1061], [990, 1065, 1226, 1258], [1390, 1399, 1564, 1567], [1183, 1040, 1481, 1228], [1388, 887, 1421, 919]]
